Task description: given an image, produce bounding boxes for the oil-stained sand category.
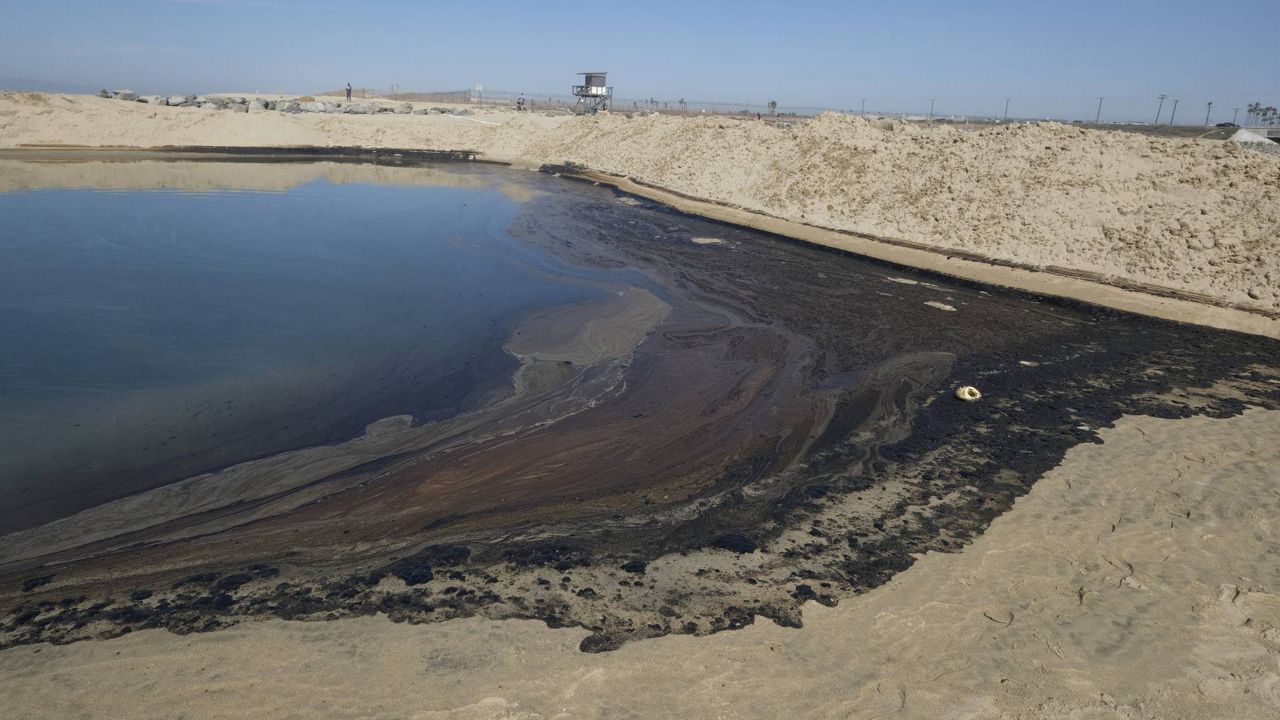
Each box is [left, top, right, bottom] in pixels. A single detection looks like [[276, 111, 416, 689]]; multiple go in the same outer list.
[[5, 409, 1279, 719], [2, 159, 1280, 655]]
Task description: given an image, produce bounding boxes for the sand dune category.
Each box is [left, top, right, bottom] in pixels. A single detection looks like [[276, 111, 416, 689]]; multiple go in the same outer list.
[[1, 91, 1277, 314], [3, 409, 1277, 719]]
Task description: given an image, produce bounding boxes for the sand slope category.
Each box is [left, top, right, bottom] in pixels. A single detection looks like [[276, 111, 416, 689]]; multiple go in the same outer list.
[[4, 408, 1277, 719], [1, 92, 1277, 312]]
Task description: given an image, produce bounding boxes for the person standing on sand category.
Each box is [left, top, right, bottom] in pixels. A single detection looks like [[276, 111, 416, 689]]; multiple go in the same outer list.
[[345, 83, 352, 101]]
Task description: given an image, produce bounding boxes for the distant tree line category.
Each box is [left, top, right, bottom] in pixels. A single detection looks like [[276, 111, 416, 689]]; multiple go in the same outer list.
[[1247, 102, 1278, 126]]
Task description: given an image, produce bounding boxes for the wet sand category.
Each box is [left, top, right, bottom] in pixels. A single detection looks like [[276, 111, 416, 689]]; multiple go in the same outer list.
[[2, 160, 1278, 659]]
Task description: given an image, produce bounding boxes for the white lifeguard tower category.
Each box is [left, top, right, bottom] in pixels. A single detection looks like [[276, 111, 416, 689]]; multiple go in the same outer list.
[[573, 72, 612, 114]]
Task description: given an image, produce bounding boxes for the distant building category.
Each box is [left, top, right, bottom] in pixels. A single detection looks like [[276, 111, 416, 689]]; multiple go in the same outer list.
[[573, 72, 612, 114]]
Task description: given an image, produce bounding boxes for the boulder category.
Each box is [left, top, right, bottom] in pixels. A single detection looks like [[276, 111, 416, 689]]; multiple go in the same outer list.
[[232, 103, 249, 113], [298, 101, 328, 113], [265, 100, 277, 111], [98, 89, 115, 98], [412, 108, 430, 115], [281, 101, 302, 114], [248, 99, 267, 112], [115, 90, 137, 101], [394, 103, 413, 114], [142, 96, 165, 104], [430, 107, 450, 114], [166, 95, 188, 106]]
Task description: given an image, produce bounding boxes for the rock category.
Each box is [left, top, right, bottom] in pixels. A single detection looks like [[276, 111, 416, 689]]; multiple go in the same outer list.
[[281, 101, 302, 114], [955, 385, 982, 402], [298, 102, 326, 113], [412, 108, 430, 115], [98, 89, 114, 98], [115, 90, 137, 101], [430, 107, 450, 114], [232, 103, 248, 113], [166, 95, 188, 106], [1248, 287, 1265, 301], [453, 109, 473, 116], [248, 99, 267, 112], [265, 100, 277, 111], [394, 103, 413, 114]]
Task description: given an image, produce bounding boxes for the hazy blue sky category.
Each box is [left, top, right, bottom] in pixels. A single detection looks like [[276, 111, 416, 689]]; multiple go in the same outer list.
[[2, 0, 1277, 123]]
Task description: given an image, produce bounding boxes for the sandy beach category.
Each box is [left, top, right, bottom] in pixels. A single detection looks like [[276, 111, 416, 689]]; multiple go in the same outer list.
[[1, 92, 1277, 321], [4, 408, 1278, 719], [2, 85, 1279, 720]]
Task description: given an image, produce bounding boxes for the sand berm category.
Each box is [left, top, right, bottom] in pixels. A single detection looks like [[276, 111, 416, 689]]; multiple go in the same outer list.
[[1, 91, 1277, 321]]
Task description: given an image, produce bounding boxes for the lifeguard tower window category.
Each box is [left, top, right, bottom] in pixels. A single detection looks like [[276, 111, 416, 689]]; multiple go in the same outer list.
[[573, 71, 613, 114]]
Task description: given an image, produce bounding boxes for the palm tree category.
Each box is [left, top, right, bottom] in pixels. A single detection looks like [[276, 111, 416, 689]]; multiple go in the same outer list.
[[768, 100, 778, 116], [678, 98, 687, 114], [1247, 102, 1267, 126]]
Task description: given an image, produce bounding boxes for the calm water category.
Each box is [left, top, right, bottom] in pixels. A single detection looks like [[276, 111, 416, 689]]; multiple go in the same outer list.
[[0, 173, 611, 531]]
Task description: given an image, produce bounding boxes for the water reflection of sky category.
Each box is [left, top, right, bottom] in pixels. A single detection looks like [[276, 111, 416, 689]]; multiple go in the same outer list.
[[0, 170, 623, 529]]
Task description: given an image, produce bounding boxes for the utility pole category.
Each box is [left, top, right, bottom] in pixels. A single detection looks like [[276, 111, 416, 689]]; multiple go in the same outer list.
[[929, 98, 936, 118], [1169, 98, 1180, 125], [1095, 97, 1103, 124], [861, 99, 867, 115], [1232, 107, 1240, 125], [1204, 101, 1213, 127], [1003, 98, 1010, 121], [1155, 94, 1167, 124]]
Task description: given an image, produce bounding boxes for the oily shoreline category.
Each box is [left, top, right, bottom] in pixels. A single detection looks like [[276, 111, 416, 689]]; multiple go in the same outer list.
[[5, 145, 1276, 337], [2, 92, 1276, 312], [3, 166, 1279, 653]]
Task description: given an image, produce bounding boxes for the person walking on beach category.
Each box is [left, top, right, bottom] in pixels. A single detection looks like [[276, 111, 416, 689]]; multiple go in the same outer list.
[[345, 82, 352, 101]]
